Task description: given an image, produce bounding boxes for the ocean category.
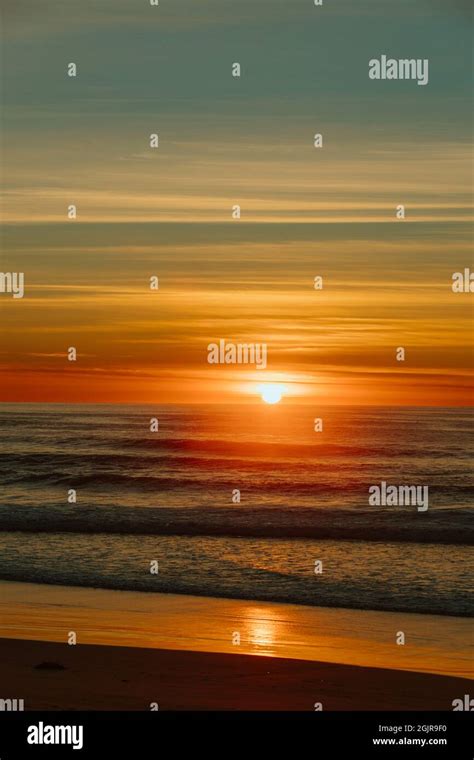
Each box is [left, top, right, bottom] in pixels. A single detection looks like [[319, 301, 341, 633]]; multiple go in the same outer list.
[[0, 404, 472, 616]]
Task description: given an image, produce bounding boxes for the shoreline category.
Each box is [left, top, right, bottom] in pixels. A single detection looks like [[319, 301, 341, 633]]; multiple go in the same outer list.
[[0, 580, 472, 678]]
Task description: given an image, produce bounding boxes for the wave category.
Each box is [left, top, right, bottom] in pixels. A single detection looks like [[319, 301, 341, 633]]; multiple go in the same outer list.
[[0, 505, 472, 545], [114, 437, 468, 460], [0, 569, 470, 617], [7, 472, 468, 496]]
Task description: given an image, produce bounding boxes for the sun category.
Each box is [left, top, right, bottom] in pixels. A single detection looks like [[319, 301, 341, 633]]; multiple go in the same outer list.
[[260, 384, 283, 404]]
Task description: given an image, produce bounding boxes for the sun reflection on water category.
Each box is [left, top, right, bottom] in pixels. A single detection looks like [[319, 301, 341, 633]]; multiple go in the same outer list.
[[242, 606, 283, 656]]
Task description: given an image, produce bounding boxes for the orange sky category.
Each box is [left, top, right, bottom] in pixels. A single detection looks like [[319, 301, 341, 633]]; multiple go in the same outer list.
[[1, 0, 472, 405], [1, 224, 473, 405]]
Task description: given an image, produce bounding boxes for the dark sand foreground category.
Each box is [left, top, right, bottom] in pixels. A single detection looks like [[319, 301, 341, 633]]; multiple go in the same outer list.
[[1, 638, 471, 711]]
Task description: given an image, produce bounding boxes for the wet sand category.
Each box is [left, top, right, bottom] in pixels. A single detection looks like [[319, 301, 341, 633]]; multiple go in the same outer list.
[[0, 580, 471, 710]]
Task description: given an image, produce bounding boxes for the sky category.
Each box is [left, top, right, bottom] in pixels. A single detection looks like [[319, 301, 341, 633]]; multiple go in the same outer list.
[[1, 0, 473, 404]]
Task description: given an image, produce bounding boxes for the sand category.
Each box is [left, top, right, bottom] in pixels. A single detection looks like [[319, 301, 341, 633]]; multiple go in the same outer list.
[[1, 637, 472, 711], [1, 581, 472, 677], [0, 580, 472, 710]]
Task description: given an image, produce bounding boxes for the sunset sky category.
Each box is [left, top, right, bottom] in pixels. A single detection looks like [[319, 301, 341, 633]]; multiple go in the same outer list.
[[1, 0, 472, 404]]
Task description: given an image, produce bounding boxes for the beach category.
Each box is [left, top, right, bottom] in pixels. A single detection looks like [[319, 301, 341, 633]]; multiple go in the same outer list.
[[2, 638, 472, 711], [0, 581, 471, 710], [0, 407, 472, 711]]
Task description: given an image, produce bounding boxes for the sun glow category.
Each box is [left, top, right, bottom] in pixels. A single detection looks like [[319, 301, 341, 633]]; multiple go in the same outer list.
[[260, 384, 284, 404]]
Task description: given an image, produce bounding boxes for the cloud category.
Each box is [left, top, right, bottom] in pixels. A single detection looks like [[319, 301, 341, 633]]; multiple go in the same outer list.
[[4, 0, 469, 40]]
